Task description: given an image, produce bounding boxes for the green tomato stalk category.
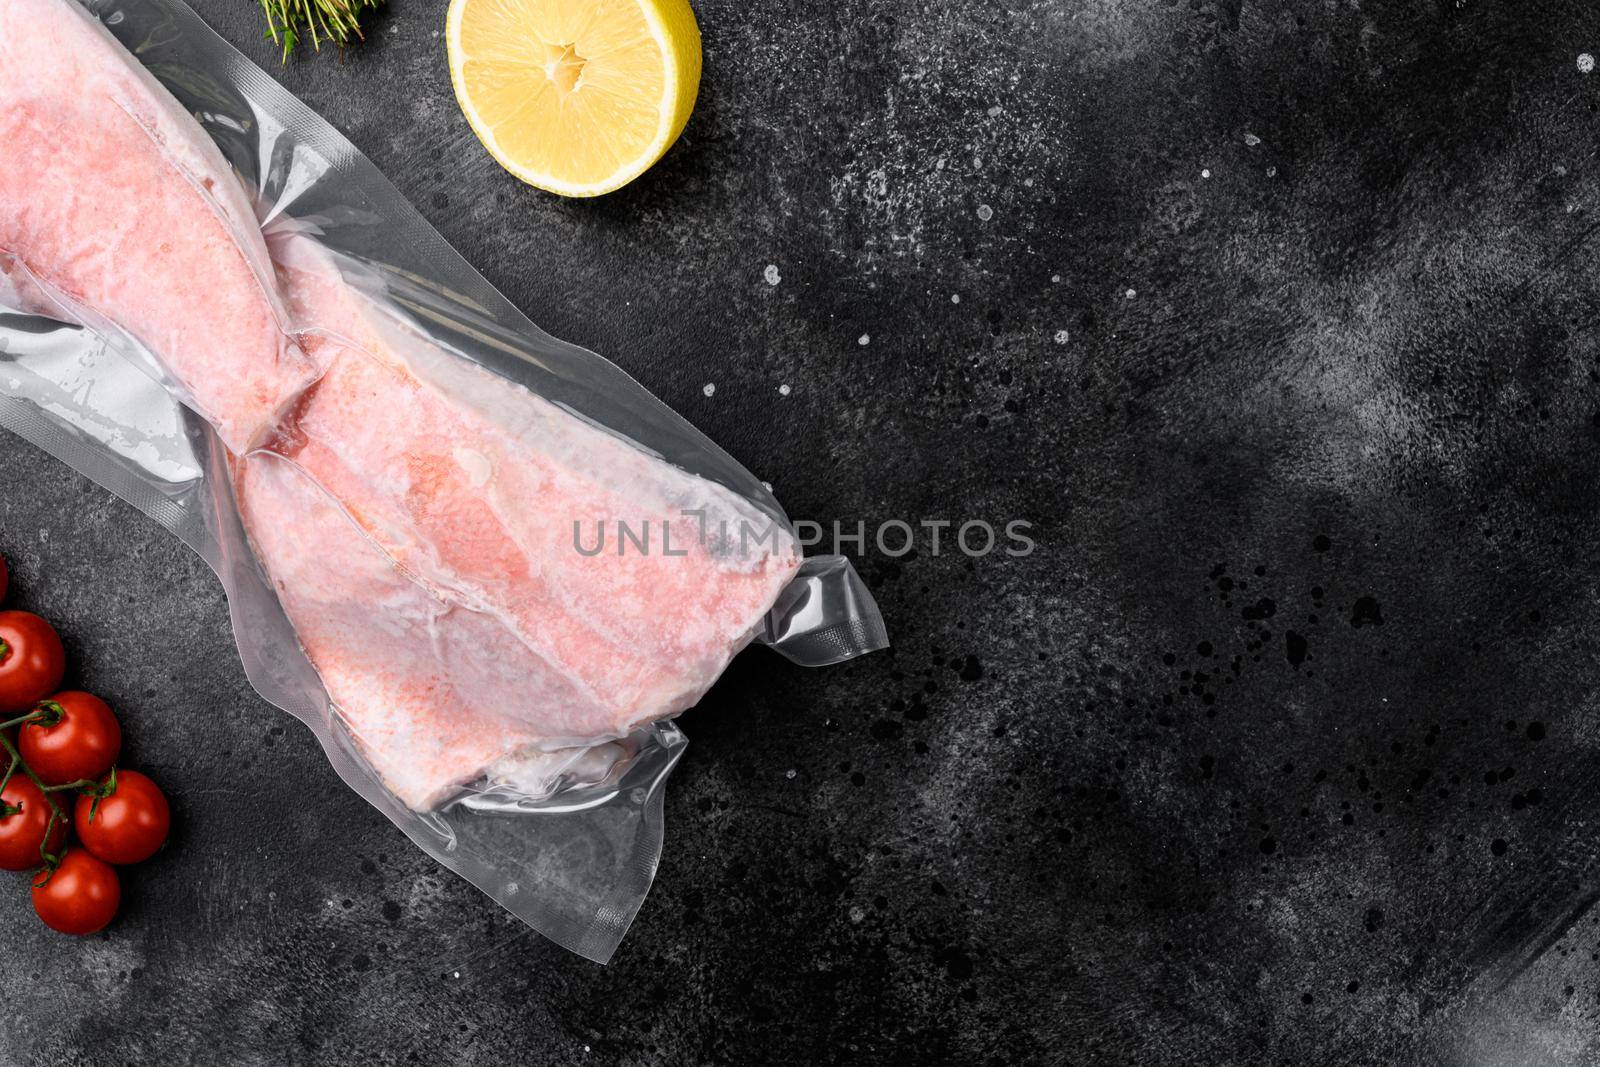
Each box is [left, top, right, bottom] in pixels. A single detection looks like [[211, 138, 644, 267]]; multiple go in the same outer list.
[[258, 0, 386, 63]]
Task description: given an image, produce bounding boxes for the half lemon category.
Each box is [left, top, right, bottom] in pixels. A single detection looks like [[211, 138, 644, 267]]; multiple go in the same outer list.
[[446, 0, 702, 197]]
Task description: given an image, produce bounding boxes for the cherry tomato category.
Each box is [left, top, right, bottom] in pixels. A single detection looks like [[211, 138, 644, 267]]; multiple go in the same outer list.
[[32, 847, 119, 935], [0, 774, 66, 871], [75, 770, 169, 865], [0, 612, 64, 714], [21, 691, 120, 786]]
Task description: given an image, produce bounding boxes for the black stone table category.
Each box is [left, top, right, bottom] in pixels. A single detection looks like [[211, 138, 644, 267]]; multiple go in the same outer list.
[[5, 1, 1600, 1063]]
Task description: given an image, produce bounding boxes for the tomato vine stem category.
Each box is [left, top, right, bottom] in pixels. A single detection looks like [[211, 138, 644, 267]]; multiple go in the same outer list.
[[42, 778, 97, 793], [0, 708, 44, 732]]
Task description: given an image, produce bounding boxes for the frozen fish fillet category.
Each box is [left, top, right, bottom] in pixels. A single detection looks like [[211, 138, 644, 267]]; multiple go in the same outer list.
[[234, 455, 566, 810], [1, 0, 802, 810], [0, 0, 314, 451], [256, 237, 799, 770]]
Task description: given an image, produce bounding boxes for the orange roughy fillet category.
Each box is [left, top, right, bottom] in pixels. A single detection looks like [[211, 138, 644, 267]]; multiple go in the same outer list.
[[0, 0, 314, 452]]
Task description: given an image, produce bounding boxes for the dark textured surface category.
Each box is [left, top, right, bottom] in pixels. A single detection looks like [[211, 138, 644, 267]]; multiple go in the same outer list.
[[7, 0, 1600, 1063]]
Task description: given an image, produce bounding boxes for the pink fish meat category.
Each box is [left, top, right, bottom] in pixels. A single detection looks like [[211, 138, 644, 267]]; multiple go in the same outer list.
[[1, 0, 801, 809], [0, 0, 314, 452], [244, 237, 799, 806], [234, 454, 569, 810], [268, 236, 798, 737]]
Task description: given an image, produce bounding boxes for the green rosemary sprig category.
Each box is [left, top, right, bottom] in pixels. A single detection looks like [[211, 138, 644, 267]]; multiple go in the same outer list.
[[258, 0, 386, 63]]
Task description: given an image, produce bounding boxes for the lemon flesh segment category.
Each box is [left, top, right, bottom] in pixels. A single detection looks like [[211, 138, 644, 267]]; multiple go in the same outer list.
[[447, 0, 702, 197]]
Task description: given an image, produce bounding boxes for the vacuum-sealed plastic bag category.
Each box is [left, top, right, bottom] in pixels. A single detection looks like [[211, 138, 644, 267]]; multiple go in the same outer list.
[[0, 0, 887, 962]]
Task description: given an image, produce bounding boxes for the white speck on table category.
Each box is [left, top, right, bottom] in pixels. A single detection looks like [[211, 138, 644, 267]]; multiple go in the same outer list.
[[1581, 53, 1596, 74], [976, 203, 994, 221], [778, 383, 792, 396], [1125, 288, 1137, 299], [702, 382, 716, 397], [1244, 132, 1262, 146], [1201, 168, 1211, 179], [763, 264, 781, 286], [858, 334, 870, 346], [1054, 330, 1069, 344], [951, 293, 961, 303]]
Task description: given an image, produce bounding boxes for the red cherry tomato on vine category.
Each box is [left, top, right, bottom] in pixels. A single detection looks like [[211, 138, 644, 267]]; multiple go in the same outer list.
[[32, 847, 119, 935], [21, 691, 120, 786], [75, 770, 169, 865], [0, 612, 64, 714], [0, 775, 66, 871]]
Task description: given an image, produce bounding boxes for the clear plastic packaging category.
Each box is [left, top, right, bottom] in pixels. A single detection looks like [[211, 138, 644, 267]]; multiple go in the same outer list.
[[0, 0, 887, 962]]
